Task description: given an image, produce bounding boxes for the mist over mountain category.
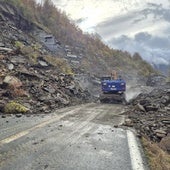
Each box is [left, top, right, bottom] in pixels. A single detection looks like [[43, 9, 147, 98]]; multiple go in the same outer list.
[[50, 0, 170, 75]]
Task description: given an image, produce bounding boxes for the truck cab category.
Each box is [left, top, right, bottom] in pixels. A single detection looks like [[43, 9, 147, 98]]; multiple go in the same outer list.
[[99, 74, 126, 103]]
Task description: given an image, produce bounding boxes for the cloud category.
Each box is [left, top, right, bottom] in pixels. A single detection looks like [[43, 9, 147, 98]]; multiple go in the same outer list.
[[134, 32, 170, 49], [50, 0, 170, 72], [135, 32, 152, 42], [91, 1, 170, 72], [108, 33, 170, 65]]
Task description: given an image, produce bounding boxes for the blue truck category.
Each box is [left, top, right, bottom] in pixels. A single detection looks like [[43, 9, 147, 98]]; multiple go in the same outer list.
[[99, 72, 126, 103]]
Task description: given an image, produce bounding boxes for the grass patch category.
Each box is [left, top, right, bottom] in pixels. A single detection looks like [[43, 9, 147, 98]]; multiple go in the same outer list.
[[44, 55, 73, 74], [142, 137, 170, 170]]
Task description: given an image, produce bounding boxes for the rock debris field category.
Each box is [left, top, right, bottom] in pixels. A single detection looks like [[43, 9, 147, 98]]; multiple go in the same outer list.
[[124, 85, 170, 153]]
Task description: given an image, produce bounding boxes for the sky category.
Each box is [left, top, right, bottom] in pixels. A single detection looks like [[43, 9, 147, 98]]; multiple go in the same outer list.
[[38, 0, 170, 69]]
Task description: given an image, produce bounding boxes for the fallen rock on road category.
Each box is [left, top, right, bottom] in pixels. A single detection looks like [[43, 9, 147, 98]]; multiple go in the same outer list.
[[125, 85, 170, 153], [0, 20, 93, 116]]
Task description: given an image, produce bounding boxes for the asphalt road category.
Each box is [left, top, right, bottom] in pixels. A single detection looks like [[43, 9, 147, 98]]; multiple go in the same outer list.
[[0, 103, 148, 170]]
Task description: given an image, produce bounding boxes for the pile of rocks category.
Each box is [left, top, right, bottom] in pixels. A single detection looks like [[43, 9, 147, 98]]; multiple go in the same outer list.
[[0, 9, 92, 116], [0, 56, 92, 115], [146, 74, 167, 87], [125, 85, 170, 152]]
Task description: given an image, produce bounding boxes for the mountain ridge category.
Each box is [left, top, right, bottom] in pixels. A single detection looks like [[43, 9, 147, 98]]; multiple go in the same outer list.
[[0, 0, 158, 82]]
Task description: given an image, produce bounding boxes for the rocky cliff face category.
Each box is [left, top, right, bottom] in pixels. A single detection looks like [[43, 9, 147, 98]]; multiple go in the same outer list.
[[0, 2, 92, 115]]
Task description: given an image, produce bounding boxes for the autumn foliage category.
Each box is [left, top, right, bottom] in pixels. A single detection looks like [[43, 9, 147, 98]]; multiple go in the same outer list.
[[0, 0, 156, 76]]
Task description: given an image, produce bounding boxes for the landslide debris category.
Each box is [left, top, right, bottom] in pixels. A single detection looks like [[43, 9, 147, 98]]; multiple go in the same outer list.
[[125, 85, 170, 153], [0, 0, 158, 116], [0, 5, 92, 116]]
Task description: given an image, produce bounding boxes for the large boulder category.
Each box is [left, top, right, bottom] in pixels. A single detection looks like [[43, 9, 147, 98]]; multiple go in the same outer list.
[[3, 76, 22, 88]]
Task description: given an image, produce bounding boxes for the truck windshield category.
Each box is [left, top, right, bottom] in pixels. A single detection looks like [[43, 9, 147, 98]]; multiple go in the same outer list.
[[101, 77, 111, 81]]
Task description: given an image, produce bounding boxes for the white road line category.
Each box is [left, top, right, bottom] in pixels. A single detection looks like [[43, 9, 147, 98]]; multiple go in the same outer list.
[[0, 108, 80, 146], [127, 130, 145, 170], [0, 131, 30, 145]]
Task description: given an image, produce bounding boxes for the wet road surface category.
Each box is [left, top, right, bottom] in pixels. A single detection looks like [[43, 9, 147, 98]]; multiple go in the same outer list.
[[0, 103, 147, 170]]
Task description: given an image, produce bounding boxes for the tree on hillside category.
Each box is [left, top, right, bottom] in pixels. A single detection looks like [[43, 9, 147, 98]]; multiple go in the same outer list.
[[0, 0, 156, 76], [133, 52, 142, 61]]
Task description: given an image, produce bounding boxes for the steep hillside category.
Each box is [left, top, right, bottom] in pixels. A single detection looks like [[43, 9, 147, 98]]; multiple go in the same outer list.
[[0, 0, 156, 79], [0, 1, 93, 115], [0, 0, 158, 114]]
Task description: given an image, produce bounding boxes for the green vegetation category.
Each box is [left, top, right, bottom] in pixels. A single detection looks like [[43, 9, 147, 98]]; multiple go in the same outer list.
[[132, 53, 156, 76], [4, 101, 29, 114], [14, 41, 24, 49], [44, 55, 73, 74]]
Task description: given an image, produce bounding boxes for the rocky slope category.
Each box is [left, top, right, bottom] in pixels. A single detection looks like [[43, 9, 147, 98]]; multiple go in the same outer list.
[[124, 84, 170, 153], [0, 0, 160, 116], [0, 3, 92, 115], [1, 0, 158, 77]]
